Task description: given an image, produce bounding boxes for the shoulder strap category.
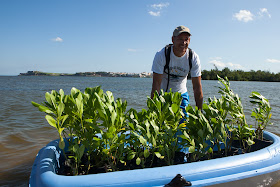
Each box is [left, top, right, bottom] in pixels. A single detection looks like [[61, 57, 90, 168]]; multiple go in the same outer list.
[[164, 44, 172, 72], [188, 48, 193, 73], [164, 44, 172, 92]]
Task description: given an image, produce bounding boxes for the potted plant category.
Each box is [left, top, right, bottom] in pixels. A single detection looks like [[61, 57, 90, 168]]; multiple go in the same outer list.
[[29, 76, 280, 187]]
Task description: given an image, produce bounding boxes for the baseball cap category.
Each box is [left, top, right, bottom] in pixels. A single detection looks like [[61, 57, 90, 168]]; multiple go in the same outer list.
[[173, 26, 191, 37]]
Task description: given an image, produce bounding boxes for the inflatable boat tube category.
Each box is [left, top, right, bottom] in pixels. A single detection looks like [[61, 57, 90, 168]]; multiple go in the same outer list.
[[29, 131, 280, 187]]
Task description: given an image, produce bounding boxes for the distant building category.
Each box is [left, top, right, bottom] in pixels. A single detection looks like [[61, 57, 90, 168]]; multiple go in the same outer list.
[[19, 71, 153, 78]]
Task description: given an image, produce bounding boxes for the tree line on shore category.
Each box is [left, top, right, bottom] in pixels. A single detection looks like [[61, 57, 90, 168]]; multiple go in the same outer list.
[[199, 67, 280, 82], [19, 71, 152, 78], [19, 68, 280, 82]]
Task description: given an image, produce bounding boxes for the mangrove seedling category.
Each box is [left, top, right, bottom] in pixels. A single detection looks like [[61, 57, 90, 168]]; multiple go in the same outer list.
[[250, 91, 272, 140]]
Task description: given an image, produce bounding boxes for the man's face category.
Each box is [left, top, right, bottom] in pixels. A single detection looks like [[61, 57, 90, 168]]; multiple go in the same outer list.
[[172, 32, 190, 50]]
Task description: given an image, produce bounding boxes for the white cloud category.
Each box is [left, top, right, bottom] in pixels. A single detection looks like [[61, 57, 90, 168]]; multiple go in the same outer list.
[[128, 48, 137, 52], [266, 59, 280, 63], [209, 58, 244, 70], [148, 11, 161, 17], [209, 60, 226, 68], [52, 37, 63, 42], [148, 3, 169, 17], [227, 62, 244, 69], [233, 10, 254, 22], [258, 8, 271, 18], [151, 3, 169, 10], [233, 8, 271, 23]]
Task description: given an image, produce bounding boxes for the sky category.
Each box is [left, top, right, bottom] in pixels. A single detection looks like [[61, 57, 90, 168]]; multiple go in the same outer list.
[[0, 0, 280, 75]]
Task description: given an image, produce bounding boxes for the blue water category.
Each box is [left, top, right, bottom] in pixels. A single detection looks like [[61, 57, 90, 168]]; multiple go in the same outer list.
[[0, 76, 279, 186]]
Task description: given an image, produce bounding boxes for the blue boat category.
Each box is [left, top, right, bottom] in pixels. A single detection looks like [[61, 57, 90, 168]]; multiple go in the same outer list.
[[29, 131, 280, 187]]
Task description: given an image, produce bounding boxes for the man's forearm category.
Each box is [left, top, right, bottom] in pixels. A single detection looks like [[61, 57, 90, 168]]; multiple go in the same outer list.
[[192, 76, 203, 110], [151, 82, 161, 98], [194, 91, 203, 109], [151, 87, 159, 99], [151, 73, 163, 99]]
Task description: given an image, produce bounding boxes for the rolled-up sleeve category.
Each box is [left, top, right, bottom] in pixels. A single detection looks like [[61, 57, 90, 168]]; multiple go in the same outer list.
[[190, 51, 201, 78]]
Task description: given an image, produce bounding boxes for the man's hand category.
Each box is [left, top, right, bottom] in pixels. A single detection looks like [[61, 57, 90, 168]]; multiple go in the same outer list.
[[192, 76, 203, 110]]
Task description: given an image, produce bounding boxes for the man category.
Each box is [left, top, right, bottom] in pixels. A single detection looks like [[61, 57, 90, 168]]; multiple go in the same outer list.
[[151, 25, 203, 110]]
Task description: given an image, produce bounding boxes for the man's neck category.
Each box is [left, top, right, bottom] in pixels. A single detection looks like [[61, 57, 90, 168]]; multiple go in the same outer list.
[[173, 47, 187, 57]]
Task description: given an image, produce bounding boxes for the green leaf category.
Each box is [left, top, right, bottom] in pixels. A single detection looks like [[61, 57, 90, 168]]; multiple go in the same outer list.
[[168, 107, 175, 117], [45, 115, 57, 128], [45, 92, 53, 106], [138, 135, 147, 145], [127, 152, 136, 160], [247, 139, 255, 146], [211, 118, 217, 124], [57, 102, 65, 117], [150, 120, 159, 135], [120, 160, 126, 164], [85, 119, 93, 123], [106, 91, 114, 103], [198, 129, 204, 138], [73, 144, 79, 153], [95, 93, 106, 118], [39, 105, 54, 114], [111, 111, 117, 126], [183, 131, 190, 139], [60, 115, 68, 126], [136, 157, 141, 165], [71, 87, 80, 97], [144, 121, 151, 139], [188, 113, 198, 120], [102, 149, 109, 155], [59, 89, 65, 97], [32, 101, 53, 114], [31, 101, 40, 108], [152, 135, 157, 147], [144, 149, 149, 158], [171, 103, 179, 113], [207, 147, 213, 154], [154, 152, 161, 158], [48, 93, 57, 109], [108, 126, 116, 134], [75, 93, 83, 115], [111, 134, 118, 144], [188, 146, 195, 153], [78, 145, 85, 159], [93, 137, 101, 141]]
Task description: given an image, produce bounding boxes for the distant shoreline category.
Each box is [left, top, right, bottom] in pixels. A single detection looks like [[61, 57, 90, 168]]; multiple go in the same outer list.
[[18, 69, 280, 82], [18, 71, 152, 78]]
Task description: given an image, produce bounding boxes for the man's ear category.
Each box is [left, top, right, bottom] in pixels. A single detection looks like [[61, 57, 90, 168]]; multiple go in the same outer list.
[[172, 36, 175, 43]]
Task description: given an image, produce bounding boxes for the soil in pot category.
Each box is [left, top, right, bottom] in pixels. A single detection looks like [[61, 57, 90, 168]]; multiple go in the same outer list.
[[186, 147, 240, 163], [231, 138, 273, 153], [58, 151, 187, 176], [57, 139, 273, 176], [57, 147, 249, 176]]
